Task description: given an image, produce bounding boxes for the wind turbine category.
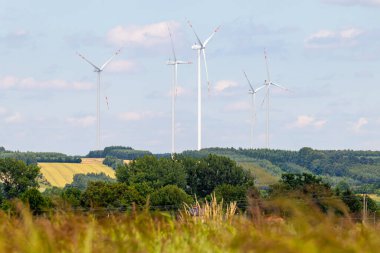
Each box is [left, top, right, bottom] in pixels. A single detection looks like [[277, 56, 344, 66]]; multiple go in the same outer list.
[[243, 71, 265, 149], [77, 48, 121, 149], [187, 20, 220, 151], [261, 49, 288, 149], [166, 26, 191, 159]]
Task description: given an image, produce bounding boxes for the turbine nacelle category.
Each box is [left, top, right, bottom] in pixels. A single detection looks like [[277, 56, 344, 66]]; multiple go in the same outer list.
[[191, 44, 202, 50]]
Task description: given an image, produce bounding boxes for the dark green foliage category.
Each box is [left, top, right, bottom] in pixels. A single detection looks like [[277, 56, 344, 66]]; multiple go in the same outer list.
[[0, 158, 40, 199], [270, 173, 337, 213], [117, 156, 187, 190], [214, 184, 249, 209], [103, 156, 124, 170], [150, 185, 193, 209], [80, 181, 144, 208], [61, 188, 82, 208], [0, 149, 81, 164], [21, 188, 49, 215], [87, 146, 151, 160], [64, 173, 115, 191], [182, 155, 254, 197], [339, 189, 362, 213]]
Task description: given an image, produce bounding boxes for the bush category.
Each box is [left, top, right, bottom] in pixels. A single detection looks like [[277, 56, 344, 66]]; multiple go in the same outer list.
[[21, 188, 49, 215], [81, 182, 144, 208], [150, 185, 193, 210], [214, 184, 248, 209]]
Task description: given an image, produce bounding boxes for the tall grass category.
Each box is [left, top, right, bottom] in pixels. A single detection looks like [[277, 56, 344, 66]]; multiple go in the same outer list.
[[0, 200, 378, 253]]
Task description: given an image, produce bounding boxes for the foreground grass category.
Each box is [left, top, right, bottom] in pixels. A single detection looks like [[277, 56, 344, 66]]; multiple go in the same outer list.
[[0, 205, 379, 253]]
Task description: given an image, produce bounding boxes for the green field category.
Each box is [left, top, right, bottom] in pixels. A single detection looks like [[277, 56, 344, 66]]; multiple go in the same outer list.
[[39, 158, 115, 187], [239, 162, 279, 187]]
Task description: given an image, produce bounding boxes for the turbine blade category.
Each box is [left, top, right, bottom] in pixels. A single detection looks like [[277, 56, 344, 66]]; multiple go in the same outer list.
[[176, 60, 192, 64], [202, 49, 210, 92], [167, 25, 177, 61], [261, 88, 269, 108], [255, 85, 266, 93], [243, 70, 255, 92], [203, 25, 221, 46], [271, 82, 288, 91], [77, 52, 100, 71], [100, 48, 122, 70], [264, 49, 271, 81], [187, 20, 203, 46]]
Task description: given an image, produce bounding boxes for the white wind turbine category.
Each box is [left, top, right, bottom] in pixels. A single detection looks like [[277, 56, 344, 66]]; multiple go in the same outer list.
[[187, 20, 220, 151], [77, 48, 121, 149], [166, 26, 191, 159], [261, 49, 288, 149], [243, 71, 265, 149]]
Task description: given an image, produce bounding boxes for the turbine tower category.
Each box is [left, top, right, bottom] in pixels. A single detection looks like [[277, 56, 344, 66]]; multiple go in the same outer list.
[[243, 71, 265, 149], [262, 49, 288, 149], [166, 26, 191, 159], [188, 20, 220, 151], [77, 48, 121, 149]]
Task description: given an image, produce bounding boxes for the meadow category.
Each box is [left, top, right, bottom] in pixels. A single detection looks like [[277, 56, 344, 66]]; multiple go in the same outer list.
[[0, 199, 379, 253], [38, 158, 115, 187]]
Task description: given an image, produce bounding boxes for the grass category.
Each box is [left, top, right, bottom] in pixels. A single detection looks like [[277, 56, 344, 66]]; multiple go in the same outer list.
[[239, 162, 279, 187], [38, 158, 115, 188], [0, 200, 379, 253]]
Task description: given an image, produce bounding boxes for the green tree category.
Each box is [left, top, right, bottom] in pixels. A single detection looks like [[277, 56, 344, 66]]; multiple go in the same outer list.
[[64, 173, 115, 191], [81, 182, 144, 208], [182, 155, 254, 197], [150, 185, 193, 210], [21, 188, 49, 215], [116, 156, 187, 190], [214, 184, 248, 209], [0, 158, 40, 199]]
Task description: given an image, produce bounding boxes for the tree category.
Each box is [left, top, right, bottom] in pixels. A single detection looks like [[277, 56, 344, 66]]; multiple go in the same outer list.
[[0, 158, 40, 199], [150, 185, 193, 210], [64, 173, 115, 191], [21, 188, 49, 215], [80, 182, 144, 208], [182, 155, 254, 197], [214, 184, 248, 209], [116, 156, 187, 190]]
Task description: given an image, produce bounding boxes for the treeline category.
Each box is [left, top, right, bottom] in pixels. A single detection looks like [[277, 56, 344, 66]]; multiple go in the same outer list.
[[0, 147, 81, 164], [184, 147, 380, 186], [0, 156, 377, 221], [87, 146, 152, 160]]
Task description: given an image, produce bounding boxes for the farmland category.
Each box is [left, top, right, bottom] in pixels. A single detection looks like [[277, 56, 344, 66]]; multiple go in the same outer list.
[[38, 158, 115, 187]]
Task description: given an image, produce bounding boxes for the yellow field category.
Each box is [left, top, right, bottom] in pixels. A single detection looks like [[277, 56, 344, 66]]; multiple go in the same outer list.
[[38, 158, 115, 188], [368, 194, 380, 202]]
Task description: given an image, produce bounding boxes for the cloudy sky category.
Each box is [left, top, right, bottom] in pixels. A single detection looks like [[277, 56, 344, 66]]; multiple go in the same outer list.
[[0, 0, 380, 155]]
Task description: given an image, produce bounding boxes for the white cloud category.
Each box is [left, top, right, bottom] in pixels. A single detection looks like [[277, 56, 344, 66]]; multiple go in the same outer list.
[[5, 113, 23, 124], [107, 21, 180, 47], [322, 0, 380, 7], [290, 115, 327, 129], [225, 101, 250, 111], [66, 116, 96, 127], [351, 117, 368, 133], [305, 28, 364, 49], [119, 111, 163, 121], [106, 60, 137, 73], [214, 80, 239, 93], [0, 76, 94, 90]]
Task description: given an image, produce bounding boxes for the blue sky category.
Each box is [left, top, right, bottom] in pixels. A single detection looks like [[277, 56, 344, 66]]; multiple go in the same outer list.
[[0, 0, 380, 155]]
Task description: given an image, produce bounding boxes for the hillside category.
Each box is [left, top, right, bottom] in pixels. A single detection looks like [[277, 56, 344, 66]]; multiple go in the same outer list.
[[39, 158, 115, 187]]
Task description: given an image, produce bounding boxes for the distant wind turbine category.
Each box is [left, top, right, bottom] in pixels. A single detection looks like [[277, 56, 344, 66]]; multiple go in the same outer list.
[[187, 20, 220, 151], [261, 49, 288, 149], [243, 71, 265, 149], [166, 26, 191, 159], [77, 48, 121, 149]]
